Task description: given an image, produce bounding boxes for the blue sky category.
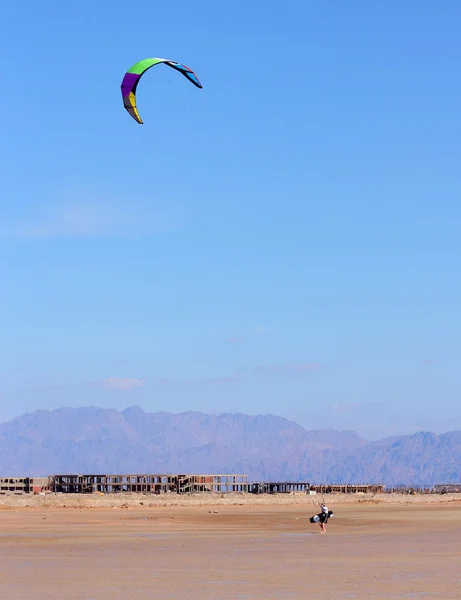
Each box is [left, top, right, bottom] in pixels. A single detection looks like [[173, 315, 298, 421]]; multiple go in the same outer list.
[[1, 0, 460, 439]]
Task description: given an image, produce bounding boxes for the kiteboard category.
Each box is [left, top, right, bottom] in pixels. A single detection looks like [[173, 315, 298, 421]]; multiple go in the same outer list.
[[309, 510, 334, 523]]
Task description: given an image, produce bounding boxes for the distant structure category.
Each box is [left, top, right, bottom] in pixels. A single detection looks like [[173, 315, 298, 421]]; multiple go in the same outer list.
[[0, 477, 50, 495], [309, 483, 385, 494], [249, 482, 385, 494], [2, 474, 457, 496], [50, 473, 249, 494], [433, 484, 461, 494], [250, 481, 310, 494], [0, 474, 249, 495]]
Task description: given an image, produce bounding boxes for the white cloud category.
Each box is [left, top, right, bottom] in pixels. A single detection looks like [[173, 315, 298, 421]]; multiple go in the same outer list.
[[103, 377, 144, 391], [0, 198, 183, 239]]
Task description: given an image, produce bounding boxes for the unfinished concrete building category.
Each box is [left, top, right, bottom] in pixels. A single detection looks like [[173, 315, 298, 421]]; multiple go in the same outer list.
[[49, 473, 249, 494]]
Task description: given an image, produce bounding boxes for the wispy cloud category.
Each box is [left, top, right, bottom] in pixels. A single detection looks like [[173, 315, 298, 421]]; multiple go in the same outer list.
[[193, 362, 322, 384], [103, 360, 322, 390], [154, 377, 190, 386], [420, 359, 440, 368], [332, 401, 384, 412], [0, 198, 182, 240], [152, 362, 322, 386], [252, 326, 268, 334], [103, 377, 144, 391], [227, 337, 245, 344], [198, 374, 243, 385], [253, 362, 322, 375], [153, 374, 242, 386], [15, 359, 323, 399]]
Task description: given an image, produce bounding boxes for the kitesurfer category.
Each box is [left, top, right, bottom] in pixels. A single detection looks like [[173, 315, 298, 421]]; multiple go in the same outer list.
[[319, 503, 329, 534]]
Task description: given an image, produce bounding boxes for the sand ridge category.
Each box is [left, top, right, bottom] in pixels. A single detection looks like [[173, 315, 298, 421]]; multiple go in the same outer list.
[[1, 490, 461, 509]]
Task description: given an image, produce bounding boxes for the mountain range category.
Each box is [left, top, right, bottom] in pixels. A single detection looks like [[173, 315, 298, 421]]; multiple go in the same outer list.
[[1, 406, 460, 485]]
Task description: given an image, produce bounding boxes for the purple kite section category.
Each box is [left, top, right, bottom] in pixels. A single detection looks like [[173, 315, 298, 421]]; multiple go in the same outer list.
[[121, 73, 140, 98]]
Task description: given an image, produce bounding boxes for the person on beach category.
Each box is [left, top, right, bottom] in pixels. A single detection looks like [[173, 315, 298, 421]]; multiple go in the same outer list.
[[319, 503, 329, 534]]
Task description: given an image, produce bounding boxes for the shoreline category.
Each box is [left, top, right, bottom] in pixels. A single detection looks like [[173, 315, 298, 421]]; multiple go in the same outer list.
[[1, 491, 461, 509]]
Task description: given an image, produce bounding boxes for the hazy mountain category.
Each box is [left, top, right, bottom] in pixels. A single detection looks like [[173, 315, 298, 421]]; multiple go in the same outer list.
[[0, 406, 459, 485]]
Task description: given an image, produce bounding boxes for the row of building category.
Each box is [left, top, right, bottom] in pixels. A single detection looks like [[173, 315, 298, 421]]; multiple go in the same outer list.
[[0, 474, 388, 496], [3, 474, 458, 496]]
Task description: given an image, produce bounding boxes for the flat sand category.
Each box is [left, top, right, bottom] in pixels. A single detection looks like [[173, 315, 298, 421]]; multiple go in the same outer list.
[[1, 494, 460, 599]]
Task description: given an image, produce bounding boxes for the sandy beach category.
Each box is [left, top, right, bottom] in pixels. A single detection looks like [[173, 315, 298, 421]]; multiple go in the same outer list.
[[1, 493, 460, 599]]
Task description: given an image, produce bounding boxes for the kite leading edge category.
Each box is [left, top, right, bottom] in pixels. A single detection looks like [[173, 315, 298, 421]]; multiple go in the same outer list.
[[120, 57, 203, 124]]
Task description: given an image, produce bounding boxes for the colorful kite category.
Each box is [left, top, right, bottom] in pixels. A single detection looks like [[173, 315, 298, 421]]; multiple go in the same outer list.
[[120, 58, 203, 124]]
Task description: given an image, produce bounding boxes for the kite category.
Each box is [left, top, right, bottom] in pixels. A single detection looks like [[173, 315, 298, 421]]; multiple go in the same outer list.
[[120, 58, 203, 124]]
